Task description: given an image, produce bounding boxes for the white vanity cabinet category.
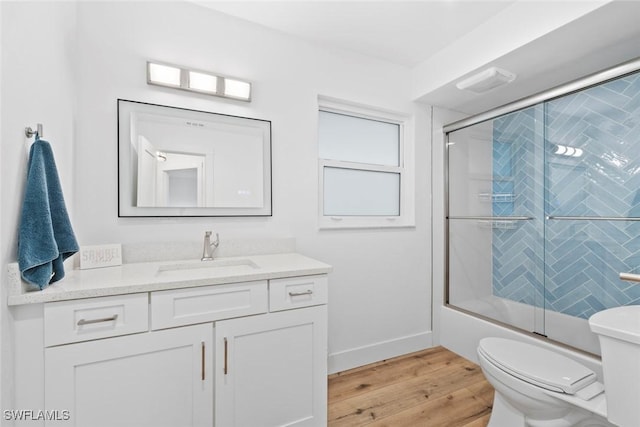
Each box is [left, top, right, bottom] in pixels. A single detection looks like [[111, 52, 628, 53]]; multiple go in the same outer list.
[[215, 275, 328, 427], [30, 272, 329, 427], [45, 323, 213, 427], [42, 293, 213, 427]]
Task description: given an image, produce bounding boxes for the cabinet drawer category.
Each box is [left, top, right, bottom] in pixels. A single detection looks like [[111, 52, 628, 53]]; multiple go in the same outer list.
[[44, 293, 149, 347], [269, 275, 328, 312], [151, 281, 268, 330]]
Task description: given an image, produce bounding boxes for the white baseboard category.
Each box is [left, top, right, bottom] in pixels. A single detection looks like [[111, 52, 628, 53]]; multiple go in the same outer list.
[[328, 331, 433, 374]]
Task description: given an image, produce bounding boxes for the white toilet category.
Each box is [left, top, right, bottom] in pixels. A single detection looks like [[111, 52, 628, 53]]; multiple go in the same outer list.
[[589, 305, 640, 427], [478, 337, 612, 427], [477, 305, 640, 427]]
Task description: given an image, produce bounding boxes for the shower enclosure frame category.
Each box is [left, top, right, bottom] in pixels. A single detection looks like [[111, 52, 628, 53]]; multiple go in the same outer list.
[[443, 56, 640, 353]]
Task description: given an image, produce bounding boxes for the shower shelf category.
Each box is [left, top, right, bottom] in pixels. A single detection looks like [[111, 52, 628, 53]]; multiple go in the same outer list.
[[468, 174, 514, 182], [477, 220, 519, 230], [478, 193, 516, 203]]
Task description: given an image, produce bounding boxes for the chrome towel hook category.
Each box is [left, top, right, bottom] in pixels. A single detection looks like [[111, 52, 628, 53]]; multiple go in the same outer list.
[[25, 123, 43, 138]]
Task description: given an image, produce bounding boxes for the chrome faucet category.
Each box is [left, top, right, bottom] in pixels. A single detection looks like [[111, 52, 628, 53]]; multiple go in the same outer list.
[[201, 231, 220, 261]]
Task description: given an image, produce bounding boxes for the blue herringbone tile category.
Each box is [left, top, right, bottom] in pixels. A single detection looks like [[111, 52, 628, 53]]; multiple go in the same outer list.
[[490, 71, 640, 320]]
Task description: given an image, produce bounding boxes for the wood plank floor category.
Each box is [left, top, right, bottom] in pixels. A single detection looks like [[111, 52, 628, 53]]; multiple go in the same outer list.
[[328, 346, 494, 427]]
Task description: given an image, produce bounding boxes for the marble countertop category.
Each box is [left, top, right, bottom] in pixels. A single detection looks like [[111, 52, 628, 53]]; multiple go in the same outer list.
[[8, 253, 332, 306]]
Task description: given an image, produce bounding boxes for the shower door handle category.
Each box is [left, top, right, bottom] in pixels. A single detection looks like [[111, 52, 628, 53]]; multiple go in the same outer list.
[[620, 272, 640, 283], [546, 216, 640, 221], [448, 216, 534, 221]]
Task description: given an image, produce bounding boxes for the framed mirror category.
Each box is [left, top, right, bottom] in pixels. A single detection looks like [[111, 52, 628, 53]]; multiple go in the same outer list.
[[118, 99, 272, 217]]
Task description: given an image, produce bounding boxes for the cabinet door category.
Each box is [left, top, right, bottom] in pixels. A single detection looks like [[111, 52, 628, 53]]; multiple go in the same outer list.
[[45, 324, 213, 427], [215, 305, 328, 427]]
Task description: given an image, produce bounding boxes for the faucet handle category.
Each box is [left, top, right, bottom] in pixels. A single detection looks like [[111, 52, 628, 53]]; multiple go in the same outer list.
[[211, 232, 220, 248]]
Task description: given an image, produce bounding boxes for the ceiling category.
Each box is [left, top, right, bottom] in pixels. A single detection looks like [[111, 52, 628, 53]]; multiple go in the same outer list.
[[193, 1, 640, 115], [193, 0, 516, 67]]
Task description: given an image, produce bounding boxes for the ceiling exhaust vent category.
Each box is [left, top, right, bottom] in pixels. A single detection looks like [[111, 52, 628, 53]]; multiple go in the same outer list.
[[456, 67, 516, 94]]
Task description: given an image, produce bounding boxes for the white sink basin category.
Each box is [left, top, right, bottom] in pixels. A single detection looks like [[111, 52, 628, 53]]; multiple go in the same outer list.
[[157, 258, 259, 276]]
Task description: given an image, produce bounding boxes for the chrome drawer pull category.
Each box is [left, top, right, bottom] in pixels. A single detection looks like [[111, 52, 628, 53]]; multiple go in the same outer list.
[[77, 314, 118, 326], [288, 290, 313, 297]]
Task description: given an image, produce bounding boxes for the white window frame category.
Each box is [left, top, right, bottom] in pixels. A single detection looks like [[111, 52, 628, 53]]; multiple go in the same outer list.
[[318, 96, 415, 229]]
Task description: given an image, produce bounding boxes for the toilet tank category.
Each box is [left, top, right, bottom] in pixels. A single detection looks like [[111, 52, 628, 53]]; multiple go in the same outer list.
[[589, 305, 640, 427]]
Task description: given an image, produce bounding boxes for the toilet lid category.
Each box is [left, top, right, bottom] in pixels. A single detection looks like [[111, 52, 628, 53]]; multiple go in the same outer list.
[[478, 337, 597, 394]]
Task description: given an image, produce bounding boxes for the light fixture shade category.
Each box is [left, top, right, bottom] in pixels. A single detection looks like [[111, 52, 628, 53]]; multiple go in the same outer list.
[[224, 78, 252, 101], [456, 67, 516, 94], [146, 61, 251, 102], [148, 63, 181, 87], [188, 71, 218, 94]]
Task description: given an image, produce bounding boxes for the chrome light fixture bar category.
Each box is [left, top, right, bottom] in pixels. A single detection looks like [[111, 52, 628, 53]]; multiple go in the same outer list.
[[147, 61, 251, 102]]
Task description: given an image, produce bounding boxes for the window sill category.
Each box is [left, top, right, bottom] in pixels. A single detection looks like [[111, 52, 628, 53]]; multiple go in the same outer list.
[[318, 216, 416, 230]]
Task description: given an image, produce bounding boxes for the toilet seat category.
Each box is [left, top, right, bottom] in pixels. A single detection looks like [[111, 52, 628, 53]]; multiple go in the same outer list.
[[478, 337, 597, 395]]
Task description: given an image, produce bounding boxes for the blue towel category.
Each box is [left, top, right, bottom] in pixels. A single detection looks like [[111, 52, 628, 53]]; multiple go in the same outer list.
[[18, 138, 79, 290]]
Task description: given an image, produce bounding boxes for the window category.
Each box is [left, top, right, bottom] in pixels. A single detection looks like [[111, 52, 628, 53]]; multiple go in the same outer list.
[[318, 96, 415, 229]]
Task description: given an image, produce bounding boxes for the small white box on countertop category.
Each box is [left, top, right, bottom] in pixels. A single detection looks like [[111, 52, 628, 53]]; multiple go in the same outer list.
[[79, 244, 122, 270]]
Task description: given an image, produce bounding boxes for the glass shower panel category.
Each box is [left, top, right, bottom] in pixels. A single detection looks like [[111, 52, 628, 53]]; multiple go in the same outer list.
[[543, 219, 640, 353], [447, 105, 545, 331], [447, 64, 640, 355], [543, 69, 640, 351], [545, 71, 640, 219]]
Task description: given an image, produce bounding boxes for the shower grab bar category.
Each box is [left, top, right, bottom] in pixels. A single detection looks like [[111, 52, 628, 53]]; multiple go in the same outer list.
[[620, 272, 640, 283], [448, 216, 534, 221], [546, 216, 640, 221]]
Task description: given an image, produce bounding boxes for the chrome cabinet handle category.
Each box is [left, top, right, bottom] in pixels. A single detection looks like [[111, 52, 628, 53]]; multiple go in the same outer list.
[[201, 341, 205, 381], [77, 314, 118, 326], [289, 290, 313, 297], [223, 337, 228, 375]]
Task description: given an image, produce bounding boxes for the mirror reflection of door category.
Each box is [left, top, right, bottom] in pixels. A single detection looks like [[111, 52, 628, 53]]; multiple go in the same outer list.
[[137, 136, 158, 207], [136, 136, 207, 207], [157, 152, 206, 207]]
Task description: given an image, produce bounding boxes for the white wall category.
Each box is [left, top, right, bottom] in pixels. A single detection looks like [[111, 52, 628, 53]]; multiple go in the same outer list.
[[0, 1, 4, 415], [70, 1, 432, 373], [0, 1, 77, 417], [412, 0, 612, 109], [430, 107, 466, 347]]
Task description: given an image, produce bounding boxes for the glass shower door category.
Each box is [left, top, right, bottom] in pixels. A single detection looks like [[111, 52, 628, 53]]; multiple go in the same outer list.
[[543, 70, 640, 353], [446, 66, 640, 355], [447, 105, 546, 333]]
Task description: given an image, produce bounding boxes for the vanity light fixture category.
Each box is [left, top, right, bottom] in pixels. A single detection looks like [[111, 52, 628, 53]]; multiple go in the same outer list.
[[146, 61, 252, 102], [456, 67, 516, 94]]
